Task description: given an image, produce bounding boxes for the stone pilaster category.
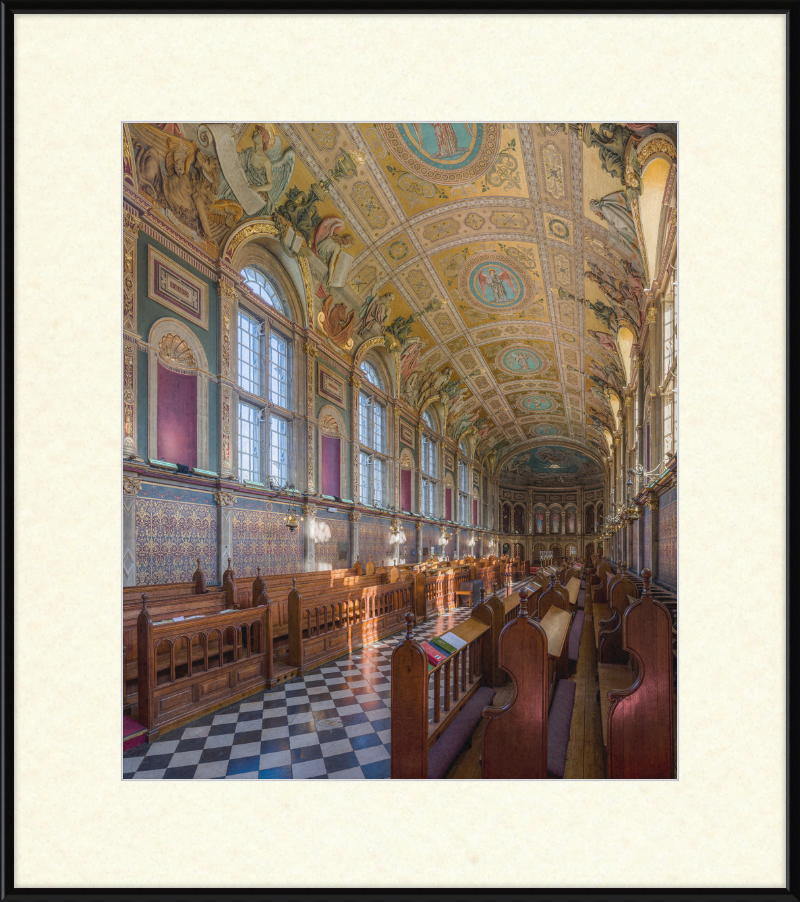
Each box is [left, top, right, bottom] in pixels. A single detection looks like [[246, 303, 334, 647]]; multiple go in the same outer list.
[[304, 341, 318, 495], [122, 207, 141, 459], [416, 519, 423, 563], [122, 475, 141, 586], [215, 490, 237, 581], [349, 372, 361, 502], [302, 503, 317, 572], [217, 277, 239, 479], [349, 510, 361, 568]]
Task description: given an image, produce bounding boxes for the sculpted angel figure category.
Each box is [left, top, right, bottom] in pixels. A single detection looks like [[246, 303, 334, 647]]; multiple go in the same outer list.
[[216, 124, 296, 217], [356, 291, 394, 338]]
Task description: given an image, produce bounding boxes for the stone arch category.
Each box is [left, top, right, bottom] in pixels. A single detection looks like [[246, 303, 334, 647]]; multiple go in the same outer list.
[[355, 339, 399, 399], [223, 219, 309, 328], [147, 317, 210, 469]]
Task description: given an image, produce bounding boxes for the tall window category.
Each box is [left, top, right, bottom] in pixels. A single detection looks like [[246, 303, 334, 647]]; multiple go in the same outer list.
[[421, 432, 437, 518], [458, 460, 469, 526], [236, 278, 293, 485], [358, 363, 387, 506]]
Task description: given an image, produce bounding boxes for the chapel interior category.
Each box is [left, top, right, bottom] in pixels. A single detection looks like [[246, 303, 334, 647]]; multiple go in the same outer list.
[[122, 121, 678, 780]]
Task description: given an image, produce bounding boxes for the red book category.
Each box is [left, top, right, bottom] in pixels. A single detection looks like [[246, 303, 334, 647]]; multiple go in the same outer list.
[[420, 641, 446, 667]]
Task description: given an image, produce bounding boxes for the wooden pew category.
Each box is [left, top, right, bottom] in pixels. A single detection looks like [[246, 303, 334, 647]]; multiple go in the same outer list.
[[597, 566, 640, 665], [481, 589, 574, 779], [287, 576, 414, 675], [391, 612, 495, 779], [598, 569, 675, 778], [470, 588, 523, 687], [536, 573, 572, 620], [136, 594, 273, 742]]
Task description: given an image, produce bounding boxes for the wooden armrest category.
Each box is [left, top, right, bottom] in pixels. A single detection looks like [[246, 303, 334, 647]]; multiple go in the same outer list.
[[598, 663, 633, 747]]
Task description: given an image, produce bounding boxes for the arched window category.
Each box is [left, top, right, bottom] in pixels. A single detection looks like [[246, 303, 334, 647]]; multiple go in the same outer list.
[[241, 266, 288, 317], [420, 427, 438, 518], [358, 359, 387, 508], [422, 409, 436, 432], [458, 460, 470, 526], [236, 268, 293, 487], [360, 360, 383, 390]]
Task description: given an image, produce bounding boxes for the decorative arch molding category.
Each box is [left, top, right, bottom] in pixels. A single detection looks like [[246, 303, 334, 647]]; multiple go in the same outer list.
[[147, 317, 210, 469], [637, 133, 677, 169], [354, 339, 399, 399], [222, 218, 309, 328], [318, 404, 347, 497], [399, 447, 415, 469], [318, 404, 345, 436]]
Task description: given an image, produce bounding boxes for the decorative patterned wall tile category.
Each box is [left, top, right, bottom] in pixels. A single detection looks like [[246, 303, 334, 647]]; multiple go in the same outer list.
[[314, 512, 350, 569], [658, 487, 677, 589], [359, 514, 394, 568], [232, 501, 302, 578], [136, 497, 218, 585]]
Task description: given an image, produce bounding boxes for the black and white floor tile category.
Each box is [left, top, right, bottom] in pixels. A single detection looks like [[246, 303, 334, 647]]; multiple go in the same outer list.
[[123, 604, 477, 780]]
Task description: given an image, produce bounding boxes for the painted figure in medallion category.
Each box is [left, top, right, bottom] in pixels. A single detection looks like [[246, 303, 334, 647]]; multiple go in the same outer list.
[[477, 267, 514, 303]]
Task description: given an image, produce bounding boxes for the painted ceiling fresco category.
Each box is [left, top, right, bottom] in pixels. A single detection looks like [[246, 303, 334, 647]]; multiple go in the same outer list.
[[125, 121, 677, 484], [499, 445, 603, 487]]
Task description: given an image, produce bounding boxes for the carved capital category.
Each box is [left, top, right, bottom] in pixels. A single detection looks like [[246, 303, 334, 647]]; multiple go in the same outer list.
[[303, 341, 318, 359], [348, 373, 362, 389], [634, 357, 644, 370], [645, 495, 660, 511], [302, 503, 316, 518], [217, 279, 238, 304], [214, 491, 237, 507], [624, 395, 632, 409], [123, 475, 142, 496], [122, 208, 141, 235], [646, 305, 658, 324], [416, 520, 423, 531], [349, 510, 362, 523]]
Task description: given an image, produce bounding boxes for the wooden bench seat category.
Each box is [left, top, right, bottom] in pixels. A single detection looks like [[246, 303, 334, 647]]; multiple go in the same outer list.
[[598, 569, 675, 778], [598, 663, 633, 748]]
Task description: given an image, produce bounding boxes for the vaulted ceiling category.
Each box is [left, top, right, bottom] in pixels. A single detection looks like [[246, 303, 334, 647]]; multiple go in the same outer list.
[[126, 122, 677, 485]]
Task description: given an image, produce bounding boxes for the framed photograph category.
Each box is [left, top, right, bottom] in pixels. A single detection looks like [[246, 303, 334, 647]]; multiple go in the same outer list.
[[317, 362, 346, 408], [147, 245, 209, 330]]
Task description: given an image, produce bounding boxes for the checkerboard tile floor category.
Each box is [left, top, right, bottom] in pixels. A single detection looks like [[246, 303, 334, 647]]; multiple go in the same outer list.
[[123, 604, 477, 780]]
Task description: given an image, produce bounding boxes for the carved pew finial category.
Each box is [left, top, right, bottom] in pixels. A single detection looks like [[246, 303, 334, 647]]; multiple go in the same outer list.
[[519, 587, 528, 618], [192, 558, 207, 594], [405, 610, 414, 639], [141, 592, 148, 612], [480, 586, 485, 603], [641, 568, 651, 593]]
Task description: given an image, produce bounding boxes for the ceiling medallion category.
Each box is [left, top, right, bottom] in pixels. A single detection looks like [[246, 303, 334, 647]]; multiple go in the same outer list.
[[380, 123, 500, 185], [458, 251, 536, 316], [517, 393, 555, 413], [531, 424, 562, 436], [494, 345, 549, 376]]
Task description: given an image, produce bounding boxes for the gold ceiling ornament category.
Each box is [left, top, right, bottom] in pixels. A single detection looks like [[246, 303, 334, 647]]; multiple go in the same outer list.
[[223, 219, 279, 264], [637, 137, 677, 167], [158, 333, 196, 368]]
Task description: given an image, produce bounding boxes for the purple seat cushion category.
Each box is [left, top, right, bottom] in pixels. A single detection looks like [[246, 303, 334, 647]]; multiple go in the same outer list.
[[568, 611, 585, 662], [427, 686, 495, 778], [547, 679, 576, 778]]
